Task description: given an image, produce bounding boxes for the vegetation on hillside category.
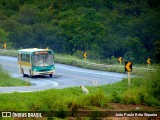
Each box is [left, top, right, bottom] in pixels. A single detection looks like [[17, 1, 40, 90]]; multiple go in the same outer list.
[[0, 0, 159, 64]]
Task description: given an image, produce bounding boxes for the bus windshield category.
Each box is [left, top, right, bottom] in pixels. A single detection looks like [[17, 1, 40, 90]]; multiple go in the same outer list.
[[32, 54, 54, 67]]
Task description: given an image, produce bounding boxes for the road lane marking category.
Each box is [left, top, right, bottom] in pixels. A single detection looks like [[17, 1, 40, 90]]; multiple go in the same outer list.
[[0, 57, 17, 61], [0, 63, 120, 85], [1, 63, 124, 79], [1, 63, 97, 85], [0, 63, 18, 68], [62, 74, 98, 85], [56, 66, 124, 78]]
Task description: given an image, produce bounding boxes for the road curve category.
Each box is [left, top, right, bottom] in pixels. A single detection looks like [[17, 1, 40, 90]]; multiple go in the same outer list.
[[0, 55, 126, 93]]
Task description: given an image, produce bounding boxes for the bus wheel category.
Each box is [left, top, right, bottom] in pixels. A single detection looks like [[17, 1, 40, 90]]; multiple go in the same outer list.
[[22, 68, 26, 77], [49, 74, 52, 77], [29, 70, 33, 78]]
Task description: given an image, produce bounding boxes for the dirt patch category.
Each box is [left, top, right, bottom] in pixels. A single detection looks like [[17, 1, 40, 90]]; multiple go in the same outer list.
[[107, 103, 157, 111], [95, 103, 159, 120], [104, 117, 159, 120], [69, 103, 159, 120]]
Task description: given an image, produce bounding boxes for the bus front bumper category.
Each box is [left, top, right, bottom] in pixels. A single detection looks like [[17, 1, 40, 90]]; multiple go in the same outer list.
[[32, 70, 55, 76]]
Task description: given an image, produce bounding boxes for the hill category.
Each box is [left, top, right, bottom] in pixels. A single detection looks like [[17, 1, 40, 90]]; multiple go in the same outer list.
[[0, 0, 159, 63]]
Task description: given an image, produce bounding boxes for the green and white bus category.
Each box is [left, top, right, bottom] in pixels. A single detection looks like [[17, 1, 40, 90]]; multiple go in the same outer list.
[[18, 48, 55, 77]]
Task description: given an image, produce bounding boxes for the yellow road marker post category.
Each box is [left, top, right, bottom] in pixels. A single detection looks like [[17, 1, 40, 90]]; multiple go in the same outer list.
[[3, 43, 7, 49], [83, 52, 87, 60], [128, 72, 131, 86], [147, 58, 151, 68], [125, 61, 132, 86], [118, 57, 122, 65]]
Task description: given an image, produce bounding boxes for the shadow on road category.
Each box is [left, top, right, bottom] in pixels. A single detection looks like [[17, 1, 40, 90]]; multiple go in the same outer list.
[[23, 74, 61, 79]]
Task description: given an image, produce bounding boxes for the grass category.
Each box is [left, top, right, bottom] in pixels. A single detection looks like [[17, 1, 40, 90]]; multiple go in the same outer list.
[[0, 70, 159, 119], [0, 66, 31, 86], [0, 49, 17, 57]]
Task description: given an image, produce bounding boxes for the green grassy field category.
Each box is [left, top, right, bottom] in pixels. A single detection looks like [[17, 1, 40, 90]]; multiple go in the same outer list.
[[0, 49, 17, 57], [0, 69, 159, 119], [0, 66, 30, 86]]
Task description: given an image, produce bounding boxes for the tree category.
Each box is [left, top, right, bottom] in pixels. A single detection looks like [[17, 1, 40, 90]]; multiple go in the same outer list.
[[0, 0, 159, 63], [18, 5, 40, 24], [0, 28, 11, 49], [123, 36, 147, 63], [153, 41, 160, 62]]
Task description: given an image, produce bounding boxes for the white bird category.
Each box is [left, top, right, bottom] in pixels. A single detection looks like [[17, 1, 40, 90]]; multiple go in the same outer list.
[[80, 85, 89, 94]]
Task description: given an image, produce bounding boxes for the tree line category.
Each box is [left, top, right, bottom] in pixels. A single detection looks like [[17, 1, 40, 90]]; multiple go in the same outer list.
[[0, 0, 159, 63]]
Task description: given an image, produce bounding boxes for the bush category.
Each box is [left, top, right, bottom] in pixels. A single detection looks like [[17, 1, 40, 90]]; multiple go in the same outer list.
[[87, 92, 108, 107], [74, 50, 101, 60], [144, 95, 160, 106], [67, 101, 79, 117], [111, 91, 121, 103], [89, 111, 102, 120], [138, 92, 145, 104], [121, 89, 141, 104], [73, 50, 84, 59], [146, 66, 160, 100], [0, 50, 17, 57]]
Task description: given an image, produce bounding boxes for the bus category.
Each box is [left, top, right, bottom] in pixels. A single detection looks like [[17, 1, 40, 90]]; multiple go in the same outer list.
[[18, 48, 55, 77]]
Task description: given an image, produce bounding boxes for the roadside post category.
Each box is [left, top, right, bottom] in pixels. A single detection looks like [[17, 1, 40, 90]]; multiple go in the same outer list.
[[118, 57, 122, 65], [125, 61, 132, 86], [83, 52, 87, 60], [147, 58, 151, 67], [3, 43, 7, 49]]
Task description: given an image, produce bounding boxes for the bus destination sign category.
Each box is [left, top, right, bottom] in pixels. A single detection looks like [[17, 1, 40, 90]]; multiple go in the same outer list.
[[34, 51, 48, 54]]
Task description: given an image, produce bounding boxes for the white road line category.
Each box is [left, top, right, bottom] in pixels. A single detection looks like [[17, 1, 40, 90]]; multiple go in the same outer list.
[[0, 58, 124, 78], [63, 74, 98, 85], [56, 66, 124, 78], [0, 63, 18, 68], [0, 63, 124, 78], [0, 57, 17, 61], [1, 63, 98, 85]]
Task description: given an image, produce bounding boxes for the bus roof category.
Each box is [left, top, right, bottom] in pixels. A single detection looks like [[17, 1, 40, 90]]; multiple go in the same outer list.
[[18, 48, 52, 53]]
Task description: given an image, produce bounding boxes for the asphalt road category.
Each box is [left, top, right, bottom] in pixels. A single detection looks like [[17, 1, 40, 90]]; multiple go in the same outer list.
[[0, 55, 127, 93]]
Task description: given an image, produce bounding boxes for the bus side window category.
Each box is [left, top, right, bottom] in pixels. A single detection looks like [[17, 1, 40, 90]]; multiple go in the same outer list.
[[21, 54, 30, 62], [26, 54, 30, 62], [32, 55, 38, 66], [21, 54, 25, 61], [18, 53, 19, 61]]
